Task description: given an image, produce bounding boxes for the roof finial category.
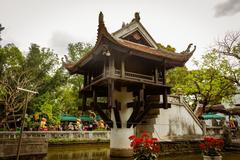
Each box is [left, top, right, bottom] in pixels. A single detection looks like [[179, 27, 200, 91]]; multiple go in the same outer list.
[[99, 12, 104, 24], [134, 12, 140, 22], [122, 22, 126, 28]]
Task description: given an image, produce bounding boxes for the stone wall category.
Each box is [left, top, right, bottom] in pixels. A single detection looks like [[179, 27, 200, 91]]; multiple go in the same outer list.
[[136, 95, 203, 141], [0, 137, 47, 159]]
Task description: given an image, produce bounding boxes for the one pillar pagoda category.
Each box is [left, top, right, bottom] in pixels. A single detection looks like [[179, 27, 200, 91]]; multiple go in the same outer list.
[[64, 12, 195, 157]]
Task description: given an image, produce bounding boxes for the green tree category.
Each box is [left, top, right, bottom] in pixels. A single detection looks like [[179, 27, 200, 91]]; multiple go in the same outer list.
[[61, 42, 92, 113], [167, 52, 237, 112], [67, 42, 92, 62], [0, 43, 64, 129], [157, 43, 176, 52]]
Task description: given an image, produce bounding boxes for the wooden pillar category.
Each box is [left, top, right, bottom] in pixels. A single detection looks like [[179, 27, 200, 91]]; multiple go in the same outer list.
[[103, 59, 107, 77], [83, 73, 87, 87], [162, 59, 168, 109], [121, 58, 125, 78], [82, 94, 87, 111], [154, 67, 158, 83], [162, 60, 166, 85], [93, 89, 97, 107], [108, 79, 115, 108], [87, 73, 91, 85], [109, 56, 115, 77], [139, 84, 145, 111]]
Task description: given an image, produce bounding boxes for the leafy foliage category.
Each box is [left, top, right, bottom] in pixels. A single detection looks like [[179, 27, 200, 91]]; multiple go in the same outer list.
[[0, 43, 64, 129], [157, 43, 176, 52], [167, 52, 237, 110]]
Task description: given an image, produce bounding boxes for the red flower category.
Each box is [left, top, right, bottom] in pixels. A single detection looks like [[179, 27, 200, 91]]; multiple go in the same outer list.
[[141, 132, 150, 139], [199, 136, 224, 156], [199, 144, 206, 150], [129, 133, 160, 160], [128, 135, 136, 140]]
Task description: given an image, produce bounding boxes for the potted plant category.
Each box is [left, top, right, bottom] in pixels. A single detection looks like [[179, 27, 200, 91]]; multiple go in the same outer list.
[[129, 133, 160, 160], [199, 137, 224, 160]]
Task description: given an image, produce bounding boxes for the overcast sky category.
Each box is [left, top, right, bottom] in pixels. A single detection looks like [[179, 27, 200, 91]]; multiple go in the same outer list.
[[0, 0, 240, 68]]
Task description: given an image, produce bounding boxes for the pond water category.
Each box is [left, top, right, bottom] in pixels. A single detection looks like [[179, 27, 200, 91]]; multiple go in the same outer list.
[[45, 144, 240, 160]]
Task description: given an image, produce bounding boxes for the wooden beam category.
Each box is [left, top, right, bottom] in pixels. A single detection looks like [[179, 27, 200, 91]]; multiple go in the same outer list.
[[151, 103, 171, 109], [113, 100, 122, 128], [127, 102, 135, 108], [127, 101, 141, 128], [92, 103, 113, 128], [133, 104, 152, 128]]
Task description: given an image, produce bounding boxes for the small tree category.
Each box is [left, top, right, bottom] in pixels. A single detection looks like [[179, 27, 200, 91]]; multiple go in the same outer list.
[[167, 52, 237, 112], [216, 31, 240, 87]]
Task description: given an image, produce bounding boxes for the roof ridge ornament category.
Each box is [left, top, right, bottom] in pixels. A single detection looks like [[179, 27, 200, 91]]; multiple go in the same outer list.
[[131, 12, 140, 22], [135, 12, 140, 22], [99, 12, 104, 25], [181, 43, 196, 54]]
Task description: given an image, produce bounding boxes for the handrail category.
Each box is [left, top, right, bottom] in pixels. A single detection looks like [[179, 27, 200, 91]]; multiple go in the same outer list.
[[179, 96, 203, 130]]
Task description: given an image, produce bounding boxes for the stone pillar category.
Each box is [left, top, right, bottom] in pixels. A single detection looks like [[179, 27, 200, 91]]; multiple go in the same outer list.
[[110, 87, 134, 158]]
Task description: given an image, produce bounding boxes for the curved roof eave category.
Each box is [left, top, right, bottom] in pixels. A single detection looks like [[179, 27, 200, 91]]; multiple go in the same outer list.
[[64, 12, 196, 74]]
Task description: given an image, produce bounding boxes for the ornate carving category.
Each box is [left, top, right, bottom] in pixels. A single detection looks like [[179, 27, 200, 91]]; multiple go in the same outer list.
[[122, 22, 126, 28], [181, 43, 196, 54], [131, 12, 140, 22], [134, 12, 140, 22], [99, 11, 104, 24]]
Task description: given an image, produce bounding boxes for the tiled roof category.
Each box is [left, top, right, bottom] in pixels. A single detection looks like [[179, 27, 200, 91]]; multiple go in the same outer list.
[[64, 12, 195, 74]]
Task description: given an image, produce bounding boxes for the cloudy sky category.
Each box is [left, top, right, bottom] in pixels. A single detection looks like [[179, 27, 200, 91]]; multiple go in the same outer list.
[[0, 0, 240, 68]]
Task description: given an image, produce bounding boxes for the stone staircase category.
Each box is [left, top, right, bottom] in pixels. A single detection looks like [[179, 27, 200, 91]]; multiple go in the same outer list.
[[136, 95, 203, 140]]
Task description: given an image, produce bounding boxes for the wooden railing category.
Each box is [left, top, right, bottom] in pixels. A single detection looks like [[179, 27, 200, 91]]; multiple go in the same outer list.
[[92, 73, 104, 82], [115, 69, 158, 83], [90, 69, 163, 85], [0, 131, 110, 140]]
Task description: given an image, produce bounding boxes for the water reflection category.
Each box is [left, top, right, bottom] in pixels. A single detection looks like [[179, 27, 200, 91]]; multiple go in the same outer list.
[[45, 144, 109, 160], [45, 144, 240, 160]]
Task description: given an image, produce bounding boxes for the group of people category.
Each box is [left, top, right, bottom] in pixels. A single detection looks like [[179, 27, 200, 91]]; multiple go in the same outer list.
[[59, 119, 108, 131]]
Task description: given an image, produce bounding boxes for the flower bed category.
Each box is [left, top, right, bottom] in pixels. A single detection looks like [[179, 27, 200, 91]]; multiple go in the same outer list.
[[129, 133, 160, 160], [199, 137, 224, 156]]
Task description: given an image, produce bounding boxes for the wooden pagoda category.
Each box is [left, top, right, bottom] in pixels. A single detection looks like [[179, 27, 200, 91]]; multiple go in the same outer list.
[[64, 12, 195, 129]]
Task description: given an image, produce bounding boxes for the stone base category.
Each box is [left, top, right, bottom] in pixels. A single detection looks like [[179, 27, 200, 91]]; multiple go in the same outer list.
[[110, 148, 133, 157], [203, 155, 222, 160]]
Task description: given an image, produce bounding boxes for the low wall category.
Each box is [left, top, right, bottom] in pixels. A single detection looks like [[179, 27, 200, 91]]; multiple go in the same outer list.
[[0, 137, 47, 159], [158, 140, 201, 155], [0, 131, 111, 144]]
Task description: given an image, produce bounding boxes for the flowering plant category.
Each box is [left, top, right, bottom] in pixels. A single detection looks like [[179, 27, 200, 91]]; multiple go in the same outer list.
[[129, 133, 160, 160], [199, 137, 224, 156]]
